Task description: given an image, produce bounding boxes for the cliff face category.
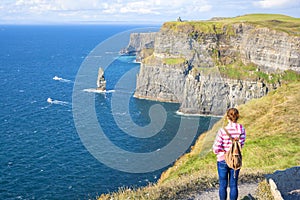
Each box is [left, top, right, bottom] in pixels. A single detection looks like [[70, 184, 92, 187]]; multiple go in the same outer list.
[[120, 32, 157, 62], [180, 75, 269, 115], [133, 20, 300, 115], [229, 24, 300, 72]]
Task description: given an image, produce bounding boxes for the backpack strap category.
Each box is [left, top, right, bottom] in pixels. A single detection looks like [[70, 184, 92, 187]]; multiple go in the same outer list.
[[223, 128, 234, 141], [223, 126, 242, 141]]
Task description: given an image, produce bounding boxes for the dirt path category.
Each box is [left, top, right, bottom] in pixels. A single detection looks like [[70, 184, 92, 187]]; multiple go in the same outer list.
[[184, 183, 258, 200]]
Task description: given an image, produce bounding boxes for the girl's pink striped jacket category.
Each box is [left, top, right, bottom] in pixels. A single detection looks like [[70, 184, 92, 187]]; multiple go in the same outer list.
[[213, 123, 246, 162]]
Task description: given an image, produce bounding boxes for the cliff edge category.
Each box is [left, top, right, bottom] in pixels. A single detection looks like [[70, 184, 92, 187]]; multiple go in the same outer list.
[[120, 32, 157, 62]]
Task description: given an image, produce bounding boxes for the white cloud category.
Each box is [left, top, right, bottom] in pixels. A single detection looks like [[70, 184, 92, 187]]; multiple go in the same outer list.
[[102, 0, 211, 16], [0, 0, 299, 24], [192, 4, 212, 12], [53, 0, 102, 11], [119, 1, 160, 14], [14, 0, 103, 12], [253, 0, 300, 8]]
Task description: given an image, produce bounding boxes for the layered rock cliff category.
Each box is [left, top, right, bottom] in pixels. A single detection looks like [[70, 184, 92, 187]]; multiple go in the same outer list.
[[120, 32, 157, 62], [131, 15, 300, 115]]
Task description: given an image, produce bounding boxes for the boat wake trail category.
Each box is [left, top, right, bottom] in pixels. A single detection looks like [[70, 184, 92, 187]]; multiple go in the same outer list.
[[53, 76, 72, 83], [83, 88, 115, 94], [47, 98, 70, 106]]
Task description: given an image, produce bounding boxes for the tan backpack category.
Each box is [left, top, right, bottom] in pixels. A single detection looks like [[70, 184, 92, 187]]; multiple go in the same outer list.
[[224, 127, 242, 175]]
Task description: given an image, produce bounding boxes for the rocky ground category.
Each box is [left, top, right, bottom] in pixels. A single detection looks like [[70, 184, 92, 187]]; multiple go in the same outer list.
[[181, 166, 300, 200], [183, 183, 258, 200], [266, 166, 300, 200]]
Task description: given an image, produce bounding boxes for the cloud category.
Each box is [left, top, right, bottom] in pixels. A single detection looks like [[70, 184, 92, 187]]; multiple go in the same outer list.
[[1, 0, 298, 24], [253, 0, 300, 8], [100, 0, 212, 19], [193, 4, 212, 12], [120, 1, 160, 14]]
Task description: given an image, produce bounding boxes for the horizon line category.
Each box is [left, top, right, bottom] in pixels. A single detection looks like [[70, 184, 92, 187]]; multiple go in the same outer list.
[[0, 20, 165, 26]]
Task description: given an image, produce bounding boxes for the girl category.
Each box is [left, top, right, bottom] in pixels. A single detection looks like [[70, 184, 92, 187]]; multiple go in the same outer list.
[[213, 108, 246, 200]]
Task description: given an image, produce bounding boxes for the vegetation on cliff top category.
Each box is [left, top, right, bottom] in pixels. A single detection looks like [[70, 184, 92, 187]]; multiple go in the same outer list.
[[162, 14, 300, 36], [98, 81, 300, 199], [162, 57, 186, 65], [217, 61, 300, 84]]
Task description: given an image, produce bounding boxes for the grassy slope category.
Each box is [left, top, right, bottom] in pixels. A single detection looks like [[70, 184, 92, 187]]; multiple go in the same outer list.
[[162, 14, 300, 36], [160, 82, 300, 181], [99, 82, 300, 199]]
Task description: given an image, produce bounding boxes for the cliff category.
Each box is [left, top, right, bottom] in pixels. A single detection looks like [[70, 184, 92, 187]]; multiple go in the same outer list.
[[120, 32, 157, 62], [133, 14, 300, 115]]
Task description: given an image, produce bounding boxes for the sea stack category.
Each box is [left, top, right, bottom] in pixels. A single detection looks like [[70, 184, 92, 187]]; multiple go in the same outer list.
[[96, 67, 106, 91]]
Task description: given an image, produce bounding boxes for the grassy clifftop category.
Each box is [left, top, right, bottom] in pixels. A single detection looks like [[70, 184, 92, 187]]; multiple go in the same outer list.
[[160, 82, 300, 183], [99, 82, 300, 199], [162, 14, 300, 36]]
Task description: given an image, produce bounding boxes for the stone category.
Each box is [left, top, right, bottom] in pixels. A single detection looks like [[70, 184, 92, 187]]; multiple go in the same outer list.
[[266, 166, 300, 200], [96, 67, 106, 91]]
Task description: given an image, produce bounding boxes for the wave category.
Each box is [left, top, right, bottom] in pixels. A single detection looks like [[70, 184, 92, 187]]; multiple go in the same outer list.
[[47, 98, 70, 106], [53, 76, 72, 83], [133, 59, 141, 64], [83, 88, 115, 94], [105, 51, 118, 54], [114, 112, 127, 116], [175, 110, 222, 118], [117, 55, 137, 63]]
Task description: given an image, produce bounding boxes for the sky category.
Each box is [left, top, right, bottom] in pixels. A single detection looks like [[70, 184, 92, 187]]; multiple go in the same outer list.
[[0, 0, 299, 24]]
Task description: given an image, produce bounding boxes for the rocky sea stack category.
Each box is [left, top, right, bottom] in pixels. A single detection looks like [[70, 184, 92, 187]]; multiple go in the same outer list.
[[96, 67, 106, 91]]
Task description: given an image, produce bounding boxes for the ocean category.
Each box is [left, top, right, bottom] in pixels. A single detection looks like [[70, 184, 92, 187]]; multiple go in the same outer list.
[[0, 25, 218, 199]]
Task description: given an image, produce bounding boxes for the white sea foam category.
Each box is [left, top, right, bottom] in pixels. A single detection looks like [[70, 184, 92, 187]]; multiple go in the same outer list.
[[114, 112, 127, 116], [175, 110, 222, 117], [47, 98, 70, 106], [105, 51, 118, 54], [175, 110, 203, 117], [53, 76, 71, 83], [133, 59, 141, 64], [83, 88, 115, 94]]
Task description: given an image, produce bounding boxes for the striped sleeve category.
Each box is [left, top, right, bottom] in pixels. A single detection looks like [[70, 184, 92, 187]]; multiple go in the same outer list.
[[212, 123, 246, 161], [239, 124, 246, 148], [212, 129, 224, 154]]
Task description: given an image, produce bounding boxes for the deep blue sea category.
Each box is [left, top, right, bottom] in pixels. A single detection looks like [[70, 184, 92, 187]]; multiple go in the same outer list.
[[0, 25, 219, 199]]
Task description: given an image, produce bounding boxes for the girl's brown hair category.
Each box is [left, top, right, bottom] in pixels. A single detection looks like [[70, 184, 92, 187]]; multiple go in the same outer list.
[[226, 108, 239, 123]]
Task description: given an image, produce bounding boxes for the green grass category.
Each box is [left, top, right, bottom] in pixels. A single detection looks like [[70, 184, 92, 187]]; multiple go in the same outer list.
[[162, 57, 186, 65], [218, 61, 300, 83], [98, 82, 300, 200], [143, 55, 186, 66], [225, 14, 300, 35], [163, 21, 235, 35], [158, 81, 300, 185], [281, 70, 300, 82], [256, 180, 275, 200], [218, 61, 259, 80], [162, 14, 300, 36]]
